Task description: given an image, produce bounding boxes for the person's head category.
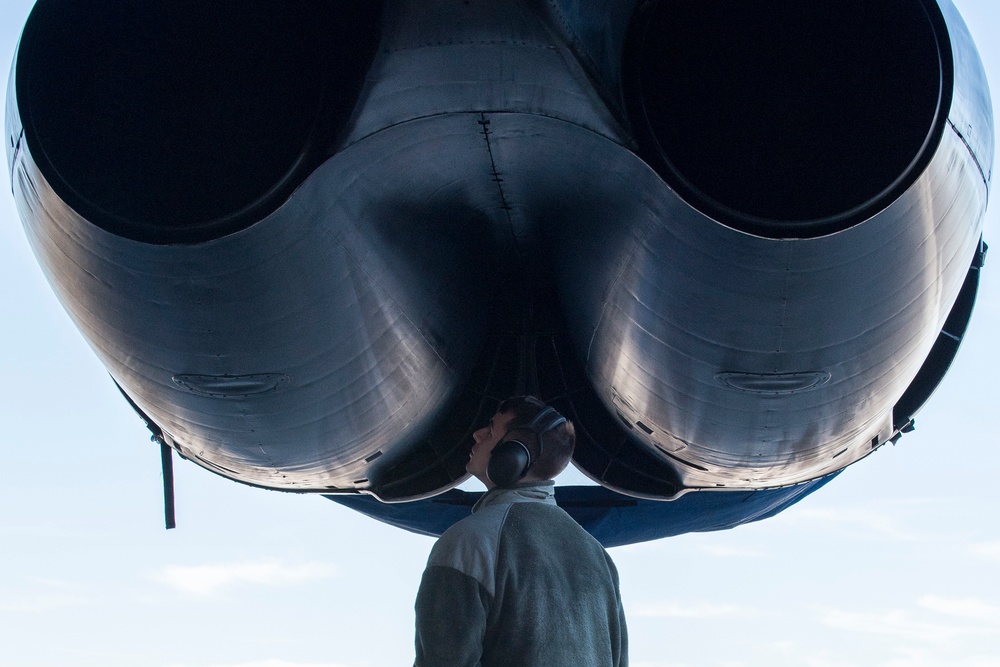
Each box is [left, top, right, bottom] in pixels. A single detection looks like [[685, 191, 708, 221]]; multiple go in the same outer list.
[[466, 395, 576, 489]]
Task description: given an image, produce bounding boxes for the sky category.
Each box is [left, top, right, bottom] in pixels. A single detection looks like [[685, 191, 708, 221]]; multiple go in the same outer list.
[[1, 1, 999, 666]]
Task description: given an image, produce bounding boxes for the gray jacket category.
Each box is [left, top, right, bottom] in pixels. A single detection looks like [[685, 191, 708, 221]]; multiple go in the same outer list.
[[414, 481, 628, 666]]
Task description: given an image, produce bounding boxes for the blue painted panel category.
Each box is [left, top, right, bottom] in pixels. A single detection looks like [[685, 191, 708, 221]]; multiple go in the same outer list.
[[327, 476, 836, 548]]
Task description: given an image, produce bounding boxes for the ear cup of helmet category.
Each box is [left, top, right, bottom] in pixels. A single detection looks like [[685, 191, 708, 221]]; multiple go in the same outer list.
[[487, 439, 531, 488]]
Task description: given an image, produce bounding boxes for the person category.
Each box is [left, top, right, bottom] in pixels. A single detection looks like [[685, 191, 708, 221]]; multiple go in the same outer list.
[[414, 395, 628, 667]]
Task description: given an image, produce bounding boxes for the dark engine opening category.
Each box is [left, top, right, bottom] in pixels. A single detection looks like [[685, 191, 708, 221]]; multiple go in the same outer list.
[[15, 0, 382, 244], [626, 0, 951, 237]]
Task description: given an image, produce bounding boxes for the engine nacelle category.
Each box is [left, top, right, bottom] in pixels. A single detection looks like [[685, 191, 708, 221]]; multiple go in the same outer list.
[[7, 0, 992, 500]]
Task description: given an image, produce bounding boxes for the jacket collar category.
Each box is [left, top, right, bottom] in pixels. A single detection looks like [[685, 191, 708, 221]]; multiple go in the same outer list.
[[472, 480, 557, 514]]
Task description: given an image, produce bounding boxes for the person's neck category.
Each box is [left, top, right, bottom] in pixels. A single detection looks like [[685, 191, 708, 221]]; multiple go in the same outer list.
[[478, 473, 552, 491]]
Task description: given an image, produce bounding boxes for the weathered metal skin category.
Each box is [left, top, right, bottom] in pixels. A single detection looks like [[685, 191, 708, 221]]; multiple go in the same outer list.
[[6, 0, 992, 499]]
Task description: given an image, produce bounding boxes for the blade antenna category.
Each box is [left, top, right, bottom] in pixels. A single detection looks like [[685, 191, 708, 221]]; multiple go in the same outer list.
[[154, 434, 177, 530], [111, 377, 176, 529]]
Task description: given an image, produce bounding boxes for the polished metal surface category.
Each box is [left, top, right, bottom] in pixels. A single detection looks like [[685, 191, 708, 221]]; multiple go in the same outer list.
[[6, 0, 993, 499], [548, 123, 985, 488], [10, 111, 502, 491]]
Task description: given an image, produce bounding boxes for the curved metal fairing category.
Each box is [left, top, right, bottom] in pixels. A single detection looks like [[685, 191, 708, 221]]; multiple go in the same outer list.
[[5, 0, 992, 506]]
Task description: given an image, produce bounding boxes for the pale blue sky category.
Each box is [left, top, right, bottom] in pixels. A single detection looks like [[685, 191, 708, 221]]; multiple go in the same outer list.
[[1, 1, 998, 666]]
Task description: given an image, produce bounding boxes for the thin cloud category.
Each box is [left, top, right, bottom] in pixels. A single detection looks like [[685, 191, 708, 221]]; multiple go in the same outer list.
[[695, 544, 765, 558], [798, 646, 1000, 667], [0, 577, 90, 613], [971, 541, 1000, 561], [155, 560, 337, 597], [165, 662, 357, 667], [918, 596, 1000, 625], [0, 522, 85, 539], [0, 592, 88, 613], [818, 607, 976, 643], [768, 640, 795, 656], [779, 505, 921, 541], [633, 601, 753, 618], [816, 597, 1000, 645], [881, 647, 1000, 667]]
